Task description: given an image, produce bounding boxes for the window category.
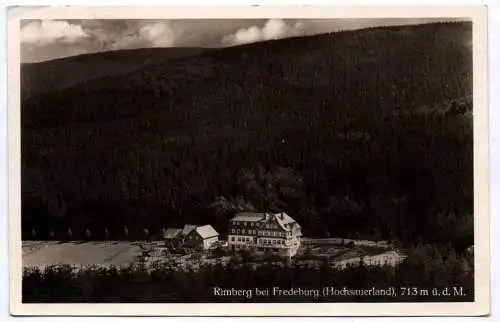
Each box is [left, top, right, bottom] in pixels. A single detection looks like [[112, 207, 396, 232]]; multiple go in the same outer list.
[[250, 223, 254, 227], [244, 222, 247, 226], [231, 237, 235, 241], [237, 229, 240, 234], [231, 229, 235, 233]]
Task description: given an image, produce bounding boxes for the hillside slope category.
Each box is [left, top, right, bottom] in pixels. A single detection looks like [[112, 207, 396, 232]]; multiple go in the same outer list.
[[21, 47, 209, 97], [21, 22, 473, 247]]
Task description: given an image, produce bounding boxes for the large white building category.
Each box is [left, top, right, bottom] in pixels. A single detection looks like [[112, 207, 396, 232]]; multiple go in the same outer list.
[[227, 212, 302, 257]]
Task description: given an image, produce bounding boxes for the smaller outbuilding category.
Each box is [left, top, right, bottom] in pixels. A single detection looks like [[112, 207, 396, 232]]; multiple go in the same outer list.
[[184, 225, 219, 250], [163, 224, 219, 250]]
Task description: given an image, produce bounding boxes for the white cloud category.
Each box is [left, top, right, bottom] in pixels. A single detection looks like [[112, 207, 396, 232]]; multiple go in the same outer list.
[[21, 20, 90, 45], [138, 22, 181, 47], [84, 20, 182, 50], [222, 19, 305, 46]]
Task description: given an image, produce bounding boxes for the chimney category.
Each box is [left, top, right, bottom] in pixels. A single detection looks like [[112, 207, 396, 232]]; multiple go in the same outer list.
[[280, 213, 284, 220], [263, 213, 268, 221]]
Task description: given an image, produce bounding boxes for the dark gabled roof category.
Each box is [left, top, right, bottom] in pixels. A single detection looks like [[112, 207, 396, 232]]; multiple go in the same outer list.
[[182, 224, 197, 236], [163, 228, 182, 239]]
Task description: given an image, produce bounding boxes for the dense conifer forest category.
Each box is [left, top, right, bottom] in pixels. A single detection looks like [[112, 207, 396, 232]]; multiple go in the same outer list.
[[21, 21, 473, 252], [21, 47, 208, 97]]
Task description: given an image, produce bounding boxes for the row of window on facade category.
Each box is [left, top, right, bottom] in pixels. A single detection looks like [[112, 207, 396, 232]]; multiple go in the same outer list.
[[231, 228, 291, 237], [230, 236, 286, 245], [233, 222, 280, 229]]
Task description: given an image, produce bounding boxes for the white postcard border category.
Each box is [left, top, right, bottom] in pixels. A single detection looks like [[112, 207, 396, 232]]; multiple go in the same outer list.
[[7, 5, 490, 316]]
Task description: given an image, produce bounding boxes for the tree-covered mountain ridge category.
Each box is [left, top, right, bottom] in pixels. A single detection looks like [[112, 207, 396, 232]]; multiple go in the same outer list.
[[21, 21, 473, 249], [21, 47, 210, 98]]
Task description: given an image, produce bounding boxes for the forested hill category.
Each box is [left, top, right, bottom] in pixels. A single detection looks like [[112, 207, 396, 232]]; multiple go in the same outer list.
[[21, 21, 473, 249], [21, 47, 209, 98]]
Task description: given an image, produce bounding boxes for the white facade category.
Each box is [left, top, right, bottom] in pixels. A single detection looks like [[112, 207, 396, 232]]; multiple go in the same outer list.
[[202, 235, 219, 249]]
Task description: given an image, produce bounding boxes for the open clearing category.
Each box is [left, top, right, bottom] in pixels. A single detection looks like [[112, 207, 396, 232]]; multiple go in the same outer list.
[[22, 241, 144, 269]]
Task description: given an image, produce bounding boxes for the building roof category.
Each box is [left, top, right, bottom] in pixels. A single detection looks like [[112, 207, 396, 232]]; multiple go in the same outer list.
[[230, 212, 266, 222], [182, 224, 198, 236], [274, 212, 301, 231], [194, 225, 219, 239], [163, 228, 182, 239], [230, 212, 301, 231]]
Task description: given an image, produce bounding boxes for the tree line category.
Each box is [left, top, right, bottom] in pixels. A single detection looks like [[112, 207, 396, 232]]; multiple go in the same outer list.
[[22, 243, 473, 303]]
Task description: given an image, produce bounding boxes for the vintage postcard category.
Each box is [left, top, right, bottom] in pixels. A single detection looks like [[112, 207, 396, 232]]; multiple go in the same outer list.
[[8, 5, 490, 316]]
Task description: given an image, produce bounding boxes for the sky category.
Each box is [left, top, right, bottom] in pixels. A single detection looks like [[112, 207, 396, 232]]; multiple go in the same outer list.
[[20, 18, 456, 63]]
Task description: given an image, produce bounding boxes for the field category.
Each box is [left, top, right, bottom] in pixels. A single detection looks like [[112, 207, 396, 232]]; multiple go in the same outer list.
[[22, 241, 143, 269], [22, 238, 406, 271]]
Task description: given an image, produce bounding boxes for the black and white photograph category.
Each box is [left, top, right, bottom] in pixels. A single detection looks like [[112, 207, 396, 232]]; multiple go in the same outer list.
[[8, 5, 489, 316]]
